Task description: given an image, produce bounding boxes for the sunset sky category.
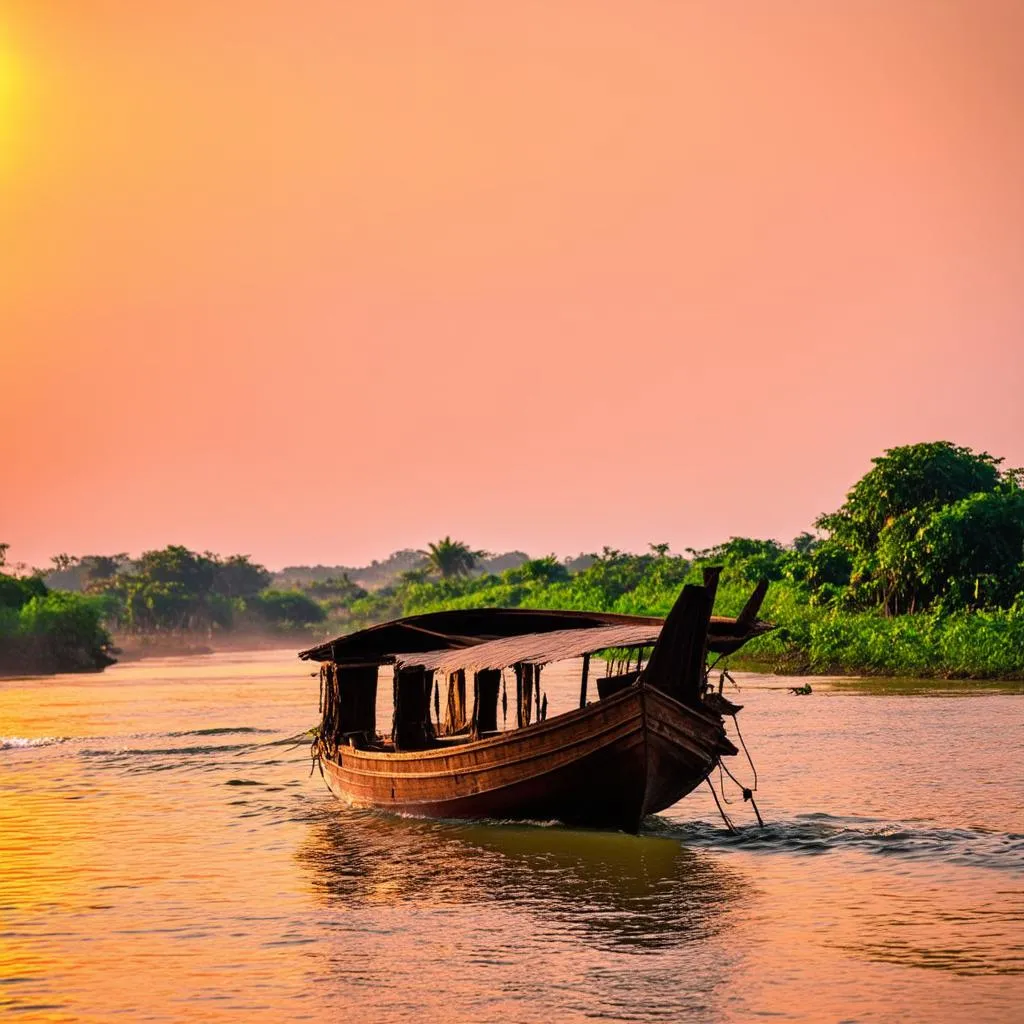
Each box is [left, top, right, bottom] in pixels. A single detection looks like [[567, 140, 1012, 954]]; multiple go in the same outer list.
[[3, 1, 1022, 570]]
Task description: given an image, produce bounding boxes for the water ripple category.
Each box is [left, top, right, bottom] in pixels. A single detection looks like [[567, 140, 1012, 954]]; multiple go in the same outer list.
[[648, 813, 1024, 872]]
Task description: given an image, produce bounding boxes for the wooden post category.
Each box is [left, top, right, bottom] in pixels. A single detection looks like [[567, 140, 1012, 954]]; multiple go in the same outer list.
[[523, 664, 534, 725], [579, 652, 590, 708], [469, 671, 480, 739], [514, 664, 524, 728]]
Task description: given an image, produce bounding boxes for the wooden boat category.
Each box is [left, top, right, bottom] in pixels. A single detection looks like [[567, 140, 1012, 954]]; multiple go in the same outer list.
[[300, 570, 771, 833]]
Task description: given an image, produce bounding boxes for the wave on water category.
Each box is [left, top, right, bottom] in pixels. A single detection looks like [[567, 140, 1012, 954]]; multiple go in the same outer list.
[[79, 741, 263, 758], [1, 736, 70, 751], [168, 726, 278, 737], [646, 813, 1024, 872]]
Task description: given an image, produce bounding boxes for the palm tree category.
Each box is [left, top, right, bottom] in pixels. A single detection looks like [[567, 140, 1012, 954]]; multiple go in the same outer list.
[[419, 537, 489, 579]]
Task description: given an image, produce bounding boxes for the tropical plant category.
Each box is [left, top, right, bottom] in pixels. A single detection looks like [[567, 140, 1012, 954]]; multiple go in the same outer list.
[[0, 569, 115, 673], [816, 441, 1011, 615], [419, 537, 488, 578], [247, 590, 327, 627]]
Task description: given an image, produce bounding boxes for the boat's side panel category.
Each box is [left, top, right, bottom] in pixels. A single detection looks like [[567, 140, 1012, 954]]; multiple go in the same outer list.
[[639, 687, 726, 816], [319, 684, 732, 831], [322, 689, 645, 827]]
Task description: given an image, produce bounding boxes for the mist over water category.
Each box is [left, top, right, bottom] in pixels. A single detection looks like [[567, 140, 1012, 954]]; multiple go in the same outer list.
[[1, 651, 1021, 1022]]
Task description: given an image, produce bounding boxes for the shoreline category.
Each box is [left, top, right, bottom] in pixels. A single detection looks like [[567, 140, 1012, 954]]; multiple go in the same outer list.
[[3, 633, 1020, 689]]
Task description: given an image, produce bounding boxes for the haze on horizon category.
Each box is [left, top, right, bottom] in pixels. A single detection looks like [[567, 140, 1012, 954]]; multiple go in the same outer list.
[[3, 1, 1023, 572]]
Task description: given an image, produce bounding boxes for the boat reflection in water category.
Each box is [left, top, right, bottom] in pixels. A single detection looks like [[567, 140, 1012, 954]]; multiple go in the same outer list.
[[297, 806, 746, 955]]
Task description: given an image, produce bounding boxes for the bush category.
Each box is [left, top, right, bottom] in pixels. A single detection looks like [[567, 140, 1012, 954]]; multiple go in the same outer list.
[[246, 590, 326, 628]]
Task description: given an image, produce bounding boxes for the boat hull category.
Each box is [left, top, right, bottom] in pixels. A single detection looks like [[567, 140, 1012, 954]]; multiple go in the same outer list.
[[319, 683, 732, 833]]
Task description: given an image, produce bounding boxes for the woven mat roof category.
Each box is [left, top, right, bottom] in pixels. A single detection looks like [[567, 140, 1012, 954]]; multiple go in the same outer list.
[[393, 623, 664, 676]]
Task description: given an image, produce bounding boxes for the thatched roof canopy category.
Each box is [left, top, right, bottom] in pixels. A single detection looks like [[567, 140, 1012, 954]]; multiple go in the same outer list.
[[298, 605, 771, 667], [393, 623, 665, 676]]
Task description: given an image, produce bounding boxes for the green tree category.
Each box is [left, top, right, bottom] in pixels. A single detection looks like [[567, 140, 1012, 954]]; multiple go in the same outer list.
[[80, 554, 130, 591], [247, 590, 326, 627], [116, 546, 224, 632], [501, 556, 570, 586], [1, 568, 115, 674], [420, 537, 488, 578], [18, 591, 115, 671], [211, 554, 272, 599], [817, 442, 1008, 614], [0, 571, 47, 612], [304, 573, 367, 606], [909, 484, 1024, 611]]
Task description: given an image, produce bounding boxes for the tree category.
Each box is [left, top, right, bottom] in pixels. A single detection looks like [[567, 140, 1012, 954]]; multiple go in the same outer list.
[[817, 442, 1001, 553], [501, 556, 570, 586], [116, 546, 224, 632], [690, 537, 787, 583], [816, 442, 1010, 615], [80, 554, 130, 590], [0, 543, 7, 567], [908, 484, 1024, 611], [305, 573, 368, 606], [247, 590, 326, 627], [791, 532, 818, 554], [419, 537, 488, 578], [211, 555, 272, 599]]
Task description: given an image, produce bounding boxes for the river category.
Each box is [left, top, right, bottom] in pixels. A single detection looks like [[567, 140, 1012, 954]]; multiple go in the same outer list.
[[1, 650, 1021, 1022]]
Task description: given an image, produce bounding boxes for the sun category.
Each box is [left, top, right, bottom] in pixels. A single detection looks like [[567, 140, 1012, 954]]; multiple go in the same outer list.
[[0, 39, 25, 178]]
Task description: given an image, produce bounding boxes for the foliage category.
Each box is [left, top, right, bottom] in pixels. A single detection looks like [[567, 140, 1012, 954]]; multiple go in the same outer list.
[[0, 566, 114, 674], [209, 554, 272, 598], [91, 546, 274, 634], [816, 441, 1014, 615], [0, 571, 47, 611], [8, 439, 1023, 677], [419, 537, 488, 578], [332, 519, 1023, 677], [908, 485, 1024, 612], [246, 590, 326, 628], [303, 574, 368, 604]]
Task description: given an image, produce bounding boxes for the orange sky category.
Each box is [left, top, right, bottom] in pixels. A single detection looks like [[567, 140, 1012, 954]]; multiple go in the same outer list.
[[2, 1, 1023, 570]]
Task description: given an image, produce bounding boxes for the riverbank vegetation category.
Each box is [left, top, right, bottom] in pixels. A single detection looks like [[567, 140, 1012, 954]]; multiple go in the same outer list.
[[5, 442, 1022, 678], [323, 442, 1024, 679], [0, 547, 115, 674]]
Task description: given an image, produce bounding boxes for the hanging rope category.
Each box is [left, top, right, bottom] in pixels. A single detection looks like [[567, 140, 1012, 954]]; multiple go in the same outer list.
[[705, 776, 738, 834], [716, 710, 765, 829], [501, 671, 507, 727], [730, 711, 757, 791]]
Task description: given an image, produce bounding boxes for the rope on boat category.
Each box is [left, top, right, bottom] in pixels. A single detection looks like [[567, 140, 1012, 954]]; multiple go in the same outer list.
[[704, 665, 764, 829], [705, 776, 738, 834], [501, 671, 508, 728], [717, 708, 765, 829], [730, 710, 757, 791], [309, 734, 324, 779]]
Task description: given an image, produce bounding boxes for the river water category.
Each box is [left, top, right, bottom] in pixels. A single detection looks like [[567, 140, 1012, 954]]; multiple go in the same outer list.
[[1, 651, 1021, 1022]]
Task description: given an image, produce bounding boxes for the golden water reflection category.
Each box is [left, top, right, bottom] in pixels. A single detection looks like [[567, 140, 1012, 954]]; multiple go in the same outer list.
[[300, 811, 745, 952]]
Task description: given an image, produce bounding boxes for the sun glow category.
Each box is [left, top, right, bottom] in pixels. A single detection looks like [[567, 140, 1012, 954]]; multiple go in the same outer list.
[[0, 38, 25, 178]]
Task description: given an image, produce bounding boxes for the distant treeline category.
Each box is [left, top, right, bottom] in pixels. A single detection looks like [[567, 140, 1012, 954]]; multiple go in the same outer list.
[[4, 441, 1023, 678]]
